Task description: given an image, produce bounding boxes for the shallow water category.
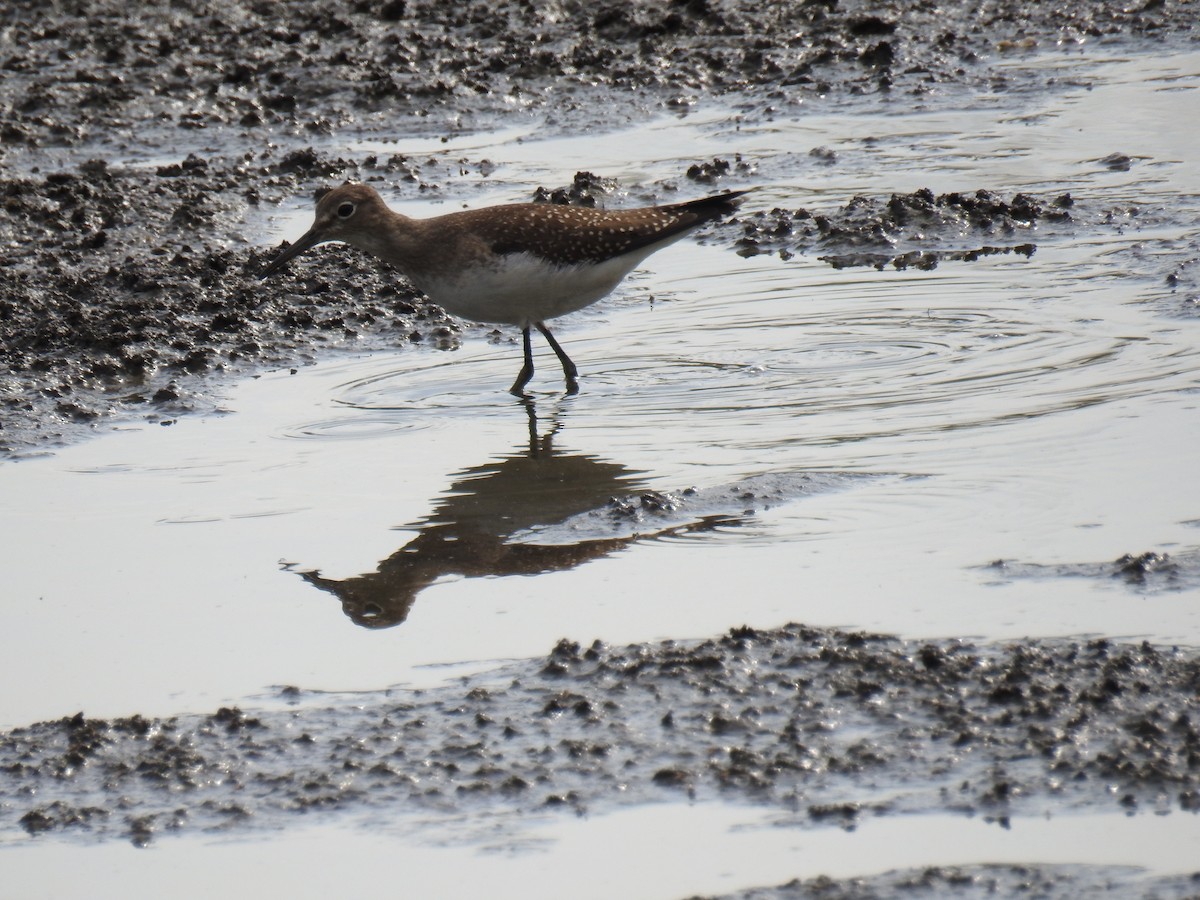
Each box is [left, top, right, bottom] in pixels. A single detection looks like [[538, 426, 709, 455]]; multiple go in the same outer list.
[[4, 806, 1200, 899], [3, 48, 1200, 894]]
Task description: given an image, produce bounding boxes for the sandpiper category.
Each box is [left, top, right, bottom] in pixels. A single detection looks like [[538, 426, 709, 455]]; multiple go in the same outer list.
[[260, 183, 749, 395]]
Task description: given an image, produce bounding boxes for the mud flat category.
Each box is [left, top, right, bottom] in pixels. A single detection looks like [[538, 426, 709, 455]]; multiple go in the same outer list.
[[4, 625, 1199, 843]]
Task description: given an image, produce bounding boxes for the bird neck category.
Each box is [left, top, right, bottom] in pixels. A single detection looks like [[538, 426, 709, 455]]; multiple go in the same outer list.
[[351, 210, 426, 272]]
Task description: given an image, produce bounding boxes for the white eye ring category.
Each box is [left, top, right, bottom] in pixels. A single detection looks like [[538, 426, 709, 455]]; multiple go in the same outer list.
[[337, 202, 356, 219]]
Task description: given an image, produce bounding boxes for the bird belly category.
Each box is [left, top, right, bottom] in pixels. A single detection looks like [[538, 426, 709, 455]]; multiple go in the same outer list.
[[414, 252, 646, 327]]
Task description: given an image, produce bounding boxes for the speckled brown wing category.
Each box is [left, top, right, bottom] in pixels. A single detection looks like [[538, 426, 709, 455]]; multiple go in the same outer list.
[[467, 190, 750, 266]]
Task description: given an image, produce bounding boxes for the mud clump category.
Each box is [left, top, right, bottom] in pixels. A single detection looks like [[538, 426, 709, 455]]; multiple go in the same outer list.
[[3, 624, 1199, 849], [986, 548, 1200, 593], [532, 171, 618, 207], [687, 155, 758, 185], [732, 188, 1072, 267], [691, 863, 1200, 900]]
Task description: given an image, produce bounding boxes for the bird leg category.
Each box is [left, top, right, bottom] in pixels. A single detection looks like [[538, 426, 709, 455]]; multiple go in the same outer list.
[[535, 321, 579, 395], [510, 325, 536, 396]]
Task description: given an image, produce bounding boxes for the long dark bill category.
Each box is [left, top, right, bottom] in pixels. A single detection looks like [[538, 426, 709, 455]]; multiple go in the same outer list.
[[259, 229, 324, 279]]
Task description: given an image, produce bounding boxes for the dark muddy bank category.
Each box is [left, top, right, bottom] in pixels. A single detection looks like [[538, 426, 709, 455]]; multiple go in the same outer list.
[[4, 624, 1199, 852], [0, 150, 460, 453], [4, 0, 1193, 159], [2, 0, 1198, 454], [692, 862, 1200, 900]]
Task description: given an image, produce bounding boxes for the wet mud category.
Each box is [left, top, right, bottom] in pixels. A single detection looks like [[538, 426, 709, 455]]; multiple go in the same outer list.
[[986, 549, 1200, 594], [5, 0, 1193, 159], [0, 150, 461, 454], [3, 1, 1198, 454], [734, 188, 1064, 269], [693, 863, 1200, 900], [3, 625, 1199, 865]]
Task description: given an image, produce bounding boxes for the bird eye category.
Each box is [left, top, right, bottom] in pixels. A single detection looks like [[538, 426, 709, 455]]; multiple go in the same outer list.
[[337, 202, 355, 219]]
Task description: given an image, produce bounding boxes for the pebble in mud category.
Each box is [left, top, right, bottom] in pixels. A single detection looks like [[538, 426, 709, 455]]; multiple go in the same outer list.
[[3, 624, 1199, 849]]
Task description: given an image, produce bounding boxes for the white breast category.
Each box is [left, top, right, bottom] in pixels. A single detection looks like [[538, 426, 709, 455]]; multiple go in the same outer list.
[[415, 250, 656, 327]]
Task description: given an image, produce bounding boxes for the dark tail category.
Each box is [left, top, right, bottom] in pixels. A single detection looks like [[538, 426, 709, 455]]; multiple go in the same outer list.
[[670, 188, 755, 223]]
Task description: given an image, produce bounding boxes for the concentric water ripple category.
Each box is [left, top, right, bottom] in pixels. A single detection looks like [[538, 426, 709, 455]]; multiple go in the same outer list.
[[282, 257, 1196, 460], [562, 263, 1198, 455]]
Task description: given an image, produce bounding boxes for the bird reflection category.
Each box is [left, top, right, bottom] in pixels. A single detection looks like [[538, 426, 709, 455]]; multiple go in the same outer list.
[[297, 400, 698, 628]]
